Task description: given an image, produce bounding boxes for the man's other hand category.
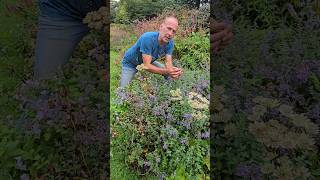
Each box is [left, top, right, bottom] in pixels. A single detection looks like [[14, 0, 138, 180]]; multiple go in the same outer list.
[[210, 18, 234, 53]]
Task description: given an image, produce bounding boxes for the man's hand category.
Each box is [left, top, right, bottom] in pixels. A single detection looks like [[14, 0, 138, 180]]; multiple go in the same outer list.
[[210, 18, 234, 53], [168, 67, 183, 79], [142, 54, 183, 79]]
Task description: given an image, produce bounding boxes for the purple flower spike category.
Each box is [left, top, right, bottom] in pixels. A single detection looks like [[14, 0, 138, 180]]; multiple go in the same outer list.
[[20, 174, 29, 180], [116, 88, 130, 101], [201, 131, 210, 139], [167, 128, 177, 137], [166, 113, 174, 121], [180, 138, 188, 145], [144, 161, 150, 167], [153, 106, 164, 116], [15, 157, 26, 170], [149, 94, 157, 102], [163, 143, 168, 150], [235, 163, 262, 180], [183, 113, 192, 120], [178, 121, 191, 129]]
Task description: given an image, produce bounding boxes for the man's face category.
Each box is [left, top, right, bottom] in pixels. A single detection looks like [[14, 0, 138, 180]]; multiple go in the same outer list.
[[159, 18, 178, 43]]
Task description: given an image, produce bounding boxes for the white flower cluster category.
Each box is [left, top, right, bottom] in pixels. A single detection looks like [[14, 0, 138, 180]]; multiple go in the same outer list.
[[191, 111, 207, 120], [169, 89, 209, 121], [136, 64, 147, 71], [188, 92, 209, 110], [170, 88, 183, 101]]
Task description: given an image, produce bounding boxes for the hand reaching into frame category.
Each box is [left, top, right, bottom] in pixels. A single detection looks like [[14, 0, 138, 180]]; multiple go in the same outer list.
[[210, 18, 234, 53]]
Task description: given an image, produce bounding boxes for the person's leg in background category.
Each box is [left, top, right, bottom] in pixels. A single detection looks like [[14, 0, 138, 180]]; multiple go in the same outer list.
[[34, 15, 89, 80], [120, 66, 138, 87]]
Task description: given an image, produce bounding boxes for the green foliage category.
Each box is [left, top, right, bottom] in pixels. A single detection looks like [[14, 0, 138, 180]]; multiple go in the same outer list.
[[310, 73, 320, 93], [110, 0, 120, 23], [115, 1, 131, 24], [174, 32, 209, 70], [113, 0, 210, 24], [212, 87, 265, 179], [115, 0, 163, 23], [110, 50, 161, 179], [0, 122, 62, 179], [213, 0, 320, 28], [149, 0, 210, 11], [166, 164, 210, 180]]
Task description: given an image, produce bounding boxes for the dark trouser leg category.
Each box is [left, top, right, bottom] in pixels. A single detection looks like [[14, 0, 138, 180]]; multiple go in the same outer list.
[[34, 15, 89, 80]]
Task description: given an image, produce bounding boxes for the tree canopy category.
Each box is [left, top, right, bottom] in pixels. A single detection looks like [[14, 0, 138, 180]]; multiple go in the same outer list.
[[111, 0, 209, 23]]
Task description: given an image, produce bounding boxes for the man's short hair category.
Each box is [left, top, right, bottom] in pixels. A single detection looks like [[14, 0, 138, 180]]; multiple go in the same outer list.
[[162, 16, 178, 24]]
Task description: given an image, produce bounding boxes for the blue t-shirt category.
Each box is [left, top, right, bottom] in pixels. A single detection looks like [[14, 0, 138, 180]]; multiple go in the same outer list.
[[39, 0, 105, 20], [122, 32, 174, 68]]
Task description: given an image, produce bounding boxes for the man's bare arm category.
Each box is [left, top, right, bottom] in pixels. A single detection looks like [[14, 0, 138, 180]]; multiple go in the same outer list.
[[165, 54, 183, 79], [142, 54, 181, 77], [164, 55, 174, 70], [142, 54, 169, 75]]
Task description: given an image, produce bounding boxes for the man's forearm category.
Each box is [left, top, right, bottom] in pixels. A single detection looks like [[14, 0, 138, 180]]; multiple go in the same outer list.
[[165, 60, 173, 70], [144, 64, 169, 75], [165, 55, 173, 70]]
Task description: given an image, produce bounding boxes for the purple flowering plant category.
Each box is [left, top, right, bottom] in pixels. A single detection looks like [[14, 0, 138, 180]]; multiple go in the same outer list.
[[0, 4, 109, 178], [211, 2, 320, 179], [112, 48, 210, 177]]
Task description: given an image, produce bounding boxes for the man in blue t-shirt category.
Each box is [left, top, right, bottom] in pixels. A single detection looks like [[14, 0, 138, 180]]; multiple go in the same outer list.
[[120, 16, 183, 87]]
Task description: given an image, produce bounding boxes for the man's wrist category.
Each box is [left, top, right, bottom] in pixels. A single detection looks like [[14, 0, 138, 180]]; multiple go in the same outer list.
[[164, 68, 170, 75]]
